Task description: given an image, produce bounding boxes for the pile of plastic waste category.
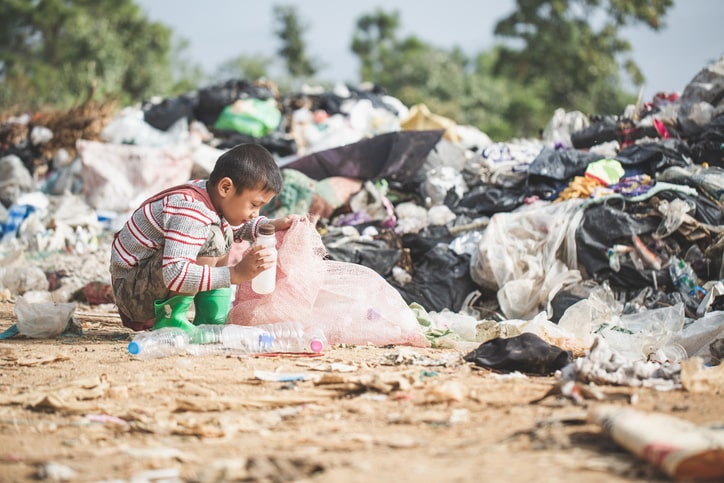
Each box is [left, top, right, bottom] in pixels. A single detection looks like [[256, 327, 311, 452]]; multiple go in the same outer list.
[[1, 55, 723, 372]]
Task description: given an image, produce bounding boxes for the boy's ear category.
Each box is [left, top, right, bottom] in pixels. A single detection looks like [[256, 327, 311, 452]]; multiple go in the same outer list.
[[216, 177, 235, 197]]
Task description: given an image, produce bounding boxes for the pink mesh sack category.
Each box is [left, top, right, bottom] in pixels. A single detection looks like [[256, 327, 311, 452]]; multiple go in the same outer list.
[[228, 217, 430, 347]]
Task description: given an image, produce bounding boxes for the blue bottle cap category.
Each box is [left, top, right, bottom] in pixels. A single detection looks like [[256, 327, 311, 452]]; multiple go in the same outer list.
[[128, 341, 140, 355]]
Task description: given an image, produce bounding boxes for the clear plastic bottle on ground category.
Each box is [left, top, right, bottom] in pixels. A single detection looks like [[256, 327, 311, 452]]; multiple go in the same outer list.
[[191, 322, 326, 355], [251, 224, 277, 295], [128, 327, 189, 359], [128, 323, 327, 358], [184, 325, 224, 356]]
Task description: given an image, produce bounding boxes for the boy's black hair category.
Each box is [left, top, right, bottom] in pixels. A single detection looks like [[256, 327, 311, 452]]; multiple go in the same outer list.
[[208, 143, 283, 194]]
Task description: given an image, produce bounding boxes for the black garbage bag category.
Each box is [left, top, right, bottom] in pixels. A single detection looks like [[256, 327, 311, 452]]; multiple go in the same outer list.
[[571, 116, 619, 149], [281, 130, 444, 182], [689, 114, 724, 167], [571, 116, 660, 150], [0, 145, 37, 177], [312, 84, 399, 116], [388, 230, 477, 313], [548, 281, 602, 323], [324, 239, 401, 276], [653, 188, 724, 227], [526, 146, 603, 199], [575, 201, 668, 290], [211, 129, 298, 157], [194, 79, 277, 127], [615, 139, 692, 175], [463, 333, 573, 375], [142, 93, 198, 132], [452, 184, 527, 217]]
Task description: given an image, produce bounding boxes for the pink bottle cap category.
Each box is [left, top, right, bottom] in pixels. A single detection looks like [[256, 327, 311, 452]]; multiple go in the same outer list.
[[310, 339, 324, 353]]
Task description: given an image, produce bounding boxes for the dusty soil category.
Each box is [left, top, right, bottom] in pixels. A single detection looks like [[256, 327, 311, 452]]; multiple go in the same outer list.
[[0, 301, 721, 483]]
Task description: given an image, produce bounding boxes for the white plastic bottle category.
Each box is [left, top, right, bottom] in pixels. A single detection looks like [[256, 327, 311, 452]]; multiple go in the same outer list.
[[222, 322, 326, 353], [127, 327, 190, 359], [251, 224, 277, 295]]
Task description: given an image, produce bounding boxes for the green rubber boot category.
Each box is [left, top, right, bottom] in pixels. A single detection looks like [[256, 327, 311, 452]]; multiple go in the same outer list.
[[153, 295, 197, 334], [193, 287, 233, 326]]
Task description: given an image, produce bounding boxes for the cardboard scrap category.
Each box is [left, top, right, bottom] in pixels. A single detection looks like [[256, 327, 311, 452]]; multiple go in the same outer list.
[[314, 371, 416, 395], [1, 353, 71, 367], [680, 357, 724, 393], [0, 374, 111, 413], [174, 391, 338, 413]]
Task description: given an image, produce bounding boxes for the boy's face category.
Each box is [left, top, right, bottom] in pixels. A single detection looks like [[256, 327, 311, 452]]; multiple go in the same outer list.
[[214, 179, 276, 226]]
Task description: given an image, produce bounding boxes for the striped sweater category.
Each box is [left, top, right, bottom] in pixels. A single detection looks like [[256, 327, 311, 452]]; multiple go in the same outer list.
[[110, 180, 267, 294]]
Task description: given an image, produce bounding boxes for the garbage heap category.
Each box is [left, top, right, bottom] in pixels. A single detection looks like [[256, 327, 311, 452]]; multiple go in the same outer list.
[[1, 56, 723, 368]]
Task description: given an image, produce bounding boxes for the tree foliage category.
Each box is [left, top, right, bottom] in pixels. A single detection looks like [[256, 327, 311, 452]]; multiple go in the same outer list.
[[213, 55, 273, 84], [493, 0, 673, 114], [168, 37, 205, 95], [0, 0, 180, 110], [349, 1, 672, 140], [349, 9, 543, 139], [351, 9, 401, 83], [0, 0, 676, 141], [273, 4, 318, 79]]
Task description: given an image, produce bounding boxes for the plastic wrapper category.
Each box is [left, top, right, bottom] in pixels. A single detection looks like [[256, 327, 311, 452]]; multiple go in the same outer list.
[[14, 295, 76, 338], [469, 199, 583, 319]]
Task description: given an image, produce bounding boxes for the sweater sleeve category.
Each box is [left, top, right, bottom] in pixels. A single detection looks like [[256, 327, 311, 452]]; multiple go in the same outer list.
[[233, 216, 270, 243], [160, 196, 231, 294]]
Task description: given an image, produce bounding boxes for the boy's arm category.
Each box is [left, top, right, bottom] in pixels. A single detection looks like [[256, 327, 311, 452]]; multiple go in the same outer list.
[[233, 216, 270, 243], [161, 199, 231, 293]]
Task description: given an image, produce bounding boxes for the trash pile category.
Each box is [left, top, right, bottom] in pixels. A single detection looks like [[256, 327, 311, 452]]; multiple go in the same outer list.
[[1, 56, 724, 375]]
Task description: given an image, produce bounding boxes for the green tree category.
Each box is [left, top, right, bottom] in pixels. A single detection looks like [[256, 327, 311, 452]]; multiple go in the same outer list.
[[493, 0, 673, 115], [349, 2, 673, 140], [168, 37, 205, 95], [0, 0, 184, 110], [351, 9, 401, 83], [463, 49, 550, 140], [349, 9, 527, 139], [213, 54, 273, 83], [351, 10, 469, 113], [273, 4, 318, 80]]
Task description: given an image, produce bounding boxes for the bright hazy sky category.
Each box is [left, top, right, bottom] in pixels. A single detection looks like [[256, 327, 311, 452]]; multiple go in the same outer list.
[[136, 0, 723, 100]]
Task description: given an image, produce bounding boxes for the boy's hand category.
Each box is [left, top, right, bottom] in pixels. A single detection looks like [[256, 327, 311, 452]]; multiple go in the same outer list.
[[269, 214, 317, 232], [229, 245, 276, 284], [268, 215, 294, 232]]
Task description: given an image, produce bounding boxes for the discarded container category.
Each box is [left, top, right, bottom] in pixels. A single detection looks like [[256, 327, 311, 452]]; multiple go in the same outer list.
[[669, 256, 706, 306], [251, 224, 277, 295], [204, 322, 326, 354], [590, 405, 724, 480], [128, 327, 189, 359], [129, 322, 327, 359], [650, 343, 688, 363], [598, 303, 686, 362], [186, 323, 326, 356]]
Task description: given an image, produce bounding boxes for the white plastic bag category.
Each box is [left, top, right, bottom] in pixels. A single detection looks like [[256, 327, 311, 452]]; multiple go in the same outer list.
[[470, 199, 584, 319], [14, 295, 76, 338]]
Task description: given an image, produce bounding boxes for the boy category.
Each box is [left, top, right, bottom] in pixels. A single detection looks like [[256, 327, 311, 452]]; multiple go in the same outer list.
[[110, 143, 293, 334]]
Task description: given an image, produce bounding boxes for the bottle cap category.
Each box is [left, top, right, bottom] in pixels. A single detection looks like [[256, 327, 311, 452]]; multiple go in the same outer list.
[[310, 339, 324, 353], [259, 224, 275, 235], [128, 341, 140, 355]]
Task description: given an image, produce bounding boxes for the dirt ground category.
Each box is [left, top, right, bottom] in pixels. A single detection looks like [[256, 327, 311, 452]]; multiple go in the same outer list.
[[0, 301, 721, 483]]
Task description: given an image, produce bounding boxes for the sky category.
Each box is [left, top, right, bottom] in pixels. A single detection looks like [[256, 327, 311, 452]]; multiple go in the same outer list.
[[136, 0, 724, 101]]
